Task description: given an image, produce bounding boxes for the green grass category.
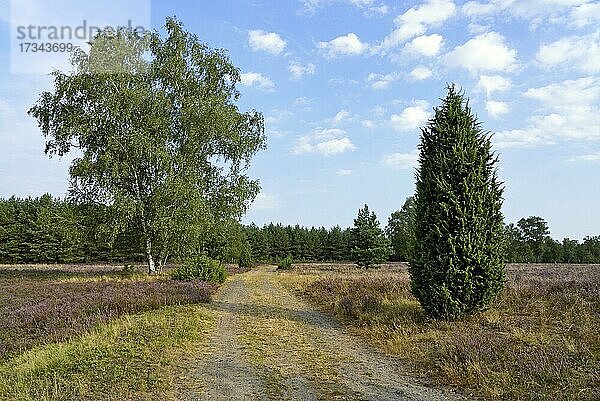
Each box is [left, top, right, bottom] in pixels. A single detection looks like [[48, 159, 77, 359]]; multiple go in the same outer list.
[[280, 263, 600, 400], [0, 304, 215, 400]]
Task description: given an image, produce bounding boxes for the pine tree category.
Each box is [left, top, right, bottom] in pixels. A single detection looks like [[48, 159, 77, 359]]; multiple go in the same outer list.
[[410, 85, 505, 320], [350, 204, 392, 268], [326, 226, 346, 261], [386, 196, 416, 262]]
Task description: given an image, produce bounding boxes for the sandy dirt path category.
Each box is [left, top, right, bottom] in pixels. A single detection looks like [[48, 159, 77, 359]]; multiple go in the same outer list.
[[176, 266, 465, 401]]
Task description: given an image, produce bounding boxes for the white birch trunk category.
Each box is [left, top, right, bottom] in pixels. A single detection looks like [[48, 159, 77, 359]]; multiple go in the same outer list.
[[146, 237, 156, 274]]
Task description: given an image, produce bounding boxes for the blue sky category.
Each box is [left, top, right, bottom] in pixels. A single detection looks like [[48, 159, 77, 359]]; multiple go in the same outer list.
[[0, 0, 599, 239]]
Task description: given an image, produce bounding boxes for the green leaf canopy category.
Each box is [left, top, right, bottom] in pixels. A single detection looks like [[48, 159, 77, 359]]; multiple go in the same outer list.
[[29, 18, 266, 273]]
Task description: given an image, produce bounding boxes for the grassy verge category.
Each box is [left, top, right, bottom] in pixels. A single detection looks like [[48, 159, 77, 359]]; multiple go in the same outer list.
[[280, 264, 600, 400], [0, 304, 215, 400]]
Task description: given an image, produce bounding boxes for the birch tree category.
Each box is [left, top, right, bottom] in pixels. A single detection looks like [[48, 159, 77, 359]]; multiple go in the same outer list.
[[29, 18, 266, 273]]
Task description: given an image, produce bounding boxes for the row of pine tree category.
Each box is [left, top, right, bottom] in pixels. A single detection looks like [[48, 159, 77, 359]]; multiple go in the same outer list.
[[1, 194, 599, 265], [0, 195, 144, 263]]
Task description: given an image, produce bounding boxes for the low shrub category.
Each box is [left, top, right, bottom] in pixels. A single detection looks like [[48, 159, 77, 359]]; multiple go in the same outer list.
[[171, 254, 227, 283], [277, 256, 293, 270], [238, 247, 254, 269]]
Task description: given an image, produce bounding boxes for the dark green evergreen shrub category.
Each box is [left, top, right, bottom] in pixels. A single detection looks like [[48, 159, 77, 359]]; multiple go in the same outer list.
[[350, 204, 392, 268], [238, 246, 254, 268], [277, 256, 293, 270], [410, 85, 506, 320], [172, 254, 227, 283]]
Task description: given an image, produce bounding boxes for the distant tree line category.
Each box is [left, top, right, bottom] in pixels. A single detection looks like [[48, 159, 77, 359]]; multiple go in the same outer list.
[[2, 195, 600, 265], [244, 223, 352, 262], [504, 216, 600, 263], [0, 195, 252, 265], [0, 195, 143, 263], [245, 204, 391, 266], [385, 201, 600, 264]]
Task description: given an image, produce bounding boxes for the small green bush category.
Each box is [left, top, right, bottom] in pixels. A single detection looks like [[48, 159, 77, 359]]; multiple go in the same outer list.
[[277, 256, 293, 270], [171, 254, 227, 283], [238, 246, 253, 268]]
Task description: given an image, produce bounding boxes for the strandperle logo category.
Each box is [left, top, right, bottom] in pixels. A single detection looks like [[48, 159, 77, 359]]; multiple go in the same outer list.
[[15, 20, 149, 41], [9, 0, 151, 74]]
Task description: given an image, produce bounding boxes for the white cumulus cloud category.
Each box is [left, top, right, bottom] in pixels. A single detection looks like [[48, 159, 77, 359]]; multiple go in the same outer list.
[[364, 4, 389, 16], [486, 100, 510, 118], [569, 2, 600, 27], [524, 76, 600, 110], [495, 77, 600, 148], [248, 30, 286, 55], [461, 1, 498, 17], [462, 0, 590, 25], [314, 138, 356, 155], [391, 101, 431, 132], [382, 150, 419, 169], [330, 110, 353, 125], [289, 61, 316, 80], [476, 75, 512, 96], [367, 72, 401, 89], [409, 66, 433, 80], [493, 129, 553, 149], [240, 72, 275, 91], [361, 120, 376, 128], [537, 32, 600, 74], [404, 34, 444, 57], [396, 0, 456, 26], [378, 0, 456, 53], [293, 128, 357, 156], [318, 33, 368, 58], [444, 32, 517, 74]]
